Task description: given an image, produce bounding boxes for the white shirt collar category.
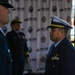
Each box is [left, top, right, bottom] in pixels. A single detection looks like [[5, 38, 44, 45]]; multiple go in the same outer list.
[[15, 30, 20, 33], [54, 41, 61, 47], [0, 27, 5, 35]]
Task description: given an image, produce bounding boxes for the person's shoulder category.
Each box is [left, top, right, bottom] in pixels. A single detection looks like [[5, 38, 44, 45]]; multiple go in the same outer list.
[[19, 31, 25, 35], [6, 30, 13, 36], [6, 30, 12, 34], [62, 41, 75, 53], [60, 38, 74, 49]]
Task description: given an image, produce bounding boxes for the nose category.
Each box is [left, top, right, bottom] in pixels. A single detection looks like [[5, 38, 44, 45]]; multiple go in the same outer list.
[[50, 31, 52, 34]]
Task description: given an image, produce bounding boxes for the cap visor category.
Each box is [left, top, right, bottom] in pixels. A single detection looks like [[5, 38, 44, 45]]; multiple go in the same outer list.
[[47, 26, 50, 28], [5, 3, 14, 8], [47, 26, 55, 28], [12, 21, 22, 24], [47, 26, 62, 29], [19, 22, 22, 23], [0, 3, 14, 8]]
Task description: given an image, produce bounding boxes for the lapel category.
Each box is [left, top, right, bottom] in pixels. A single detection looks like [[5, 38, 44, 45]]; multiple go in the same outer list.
[[48, 44, 55, 56], [53, 37, 70, 55], [55, 37, 67, 49], [0, 30, 5, 37], [0, 31, 9, 47], [12, 30, 22, 40]]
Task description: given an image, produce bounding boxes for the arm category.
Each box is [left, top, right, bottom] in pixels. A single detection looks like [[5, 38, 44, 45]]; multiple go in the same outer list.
[[0, 36, 11, 75], [60, 46, 75, 75]]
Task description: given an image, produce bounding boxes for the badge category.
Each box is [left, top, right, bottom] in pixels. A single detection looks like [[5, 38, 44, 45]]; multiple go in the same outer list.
[[51, 54, 59, 60]]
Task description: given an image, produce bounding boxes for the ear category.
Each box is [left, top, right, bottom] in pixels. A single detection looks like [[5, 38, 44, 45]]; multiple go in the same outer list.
[[60, 29, 64, 34], [59, 29, 64, 34]]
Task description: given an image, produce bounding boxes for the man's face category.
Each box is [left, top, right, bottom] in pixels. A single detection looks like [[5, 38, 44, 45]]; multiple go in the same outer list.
[[0, 5, 10, 27], [12, 23, 20, 31], [49, 28, 63, 42]]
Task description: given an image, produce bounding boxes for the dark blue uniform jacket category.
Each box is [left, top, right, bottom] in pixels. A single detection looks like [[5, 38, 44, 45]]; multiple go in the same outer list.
[[45, 37, 75, 75], [0, 31, 12, 75], [6, 30, 29, 63]]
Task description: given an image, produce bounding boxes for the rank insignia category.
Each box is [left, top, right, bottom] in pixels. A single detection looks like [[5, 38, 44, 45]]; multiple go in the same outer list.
[[51, 54, 59, 60]]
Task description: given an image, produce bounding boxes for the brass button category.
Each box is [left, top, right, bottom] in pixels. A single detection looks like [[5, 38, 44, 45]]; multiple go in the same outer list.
[[53, 65, 55, 67]]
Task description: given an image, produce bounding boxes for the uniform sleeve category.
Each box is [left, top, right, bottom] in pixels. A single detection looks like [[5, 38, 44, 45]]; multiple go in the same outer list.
[[24, 41, 29, 57], [6, 33, 13, 52], [23, 33, 29, 58], [60, 46, 75, 75], [6, 33, 11, 46], [6, 32, 14, 52], [0, 37, 6, 75]]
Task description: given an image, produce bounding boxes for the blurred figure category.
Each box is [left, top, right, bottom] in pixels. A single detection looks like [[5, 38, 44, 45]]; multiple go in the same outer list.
[[45, 16, 75, 75], [0, 0, 14, 75], [6, 17, 29, 75]]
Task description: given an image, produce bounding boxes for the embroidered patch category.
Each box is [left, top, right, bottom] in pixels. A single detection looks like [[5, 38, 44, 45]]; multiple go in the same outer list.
[[51, 54, 59, 60]]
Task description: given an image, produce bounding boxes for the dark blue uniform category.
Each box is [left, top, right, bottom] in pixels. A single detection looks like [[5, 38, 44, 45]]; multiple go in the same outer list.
[[0, 0, 14, 75], [45, 16, 75, 75], [45, 37, 75, 75], [0, 31, 12, 75], [6, 30, 29, 75]]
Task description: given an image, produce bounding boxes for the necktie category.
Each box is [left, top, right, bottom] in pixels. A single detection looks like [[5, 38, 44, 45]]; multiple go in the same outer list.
[[17, 32, 21, 39]]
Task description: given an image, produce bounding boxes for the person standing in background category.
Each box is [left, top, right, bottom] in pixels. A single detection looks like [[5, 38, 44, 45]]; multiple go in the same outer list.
[[6, 17, 29, 75], [0, 0, 14, 75], [45, 16, 75, 75]]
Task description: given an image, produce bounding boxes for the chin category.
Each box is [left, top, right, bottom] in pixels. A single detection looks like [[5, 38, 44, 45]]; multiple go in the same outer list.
[[7, 19, 10, 23], [50, 38, 54, 41], [50, 38, 53, 41], [4, 21, 9, 25]]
